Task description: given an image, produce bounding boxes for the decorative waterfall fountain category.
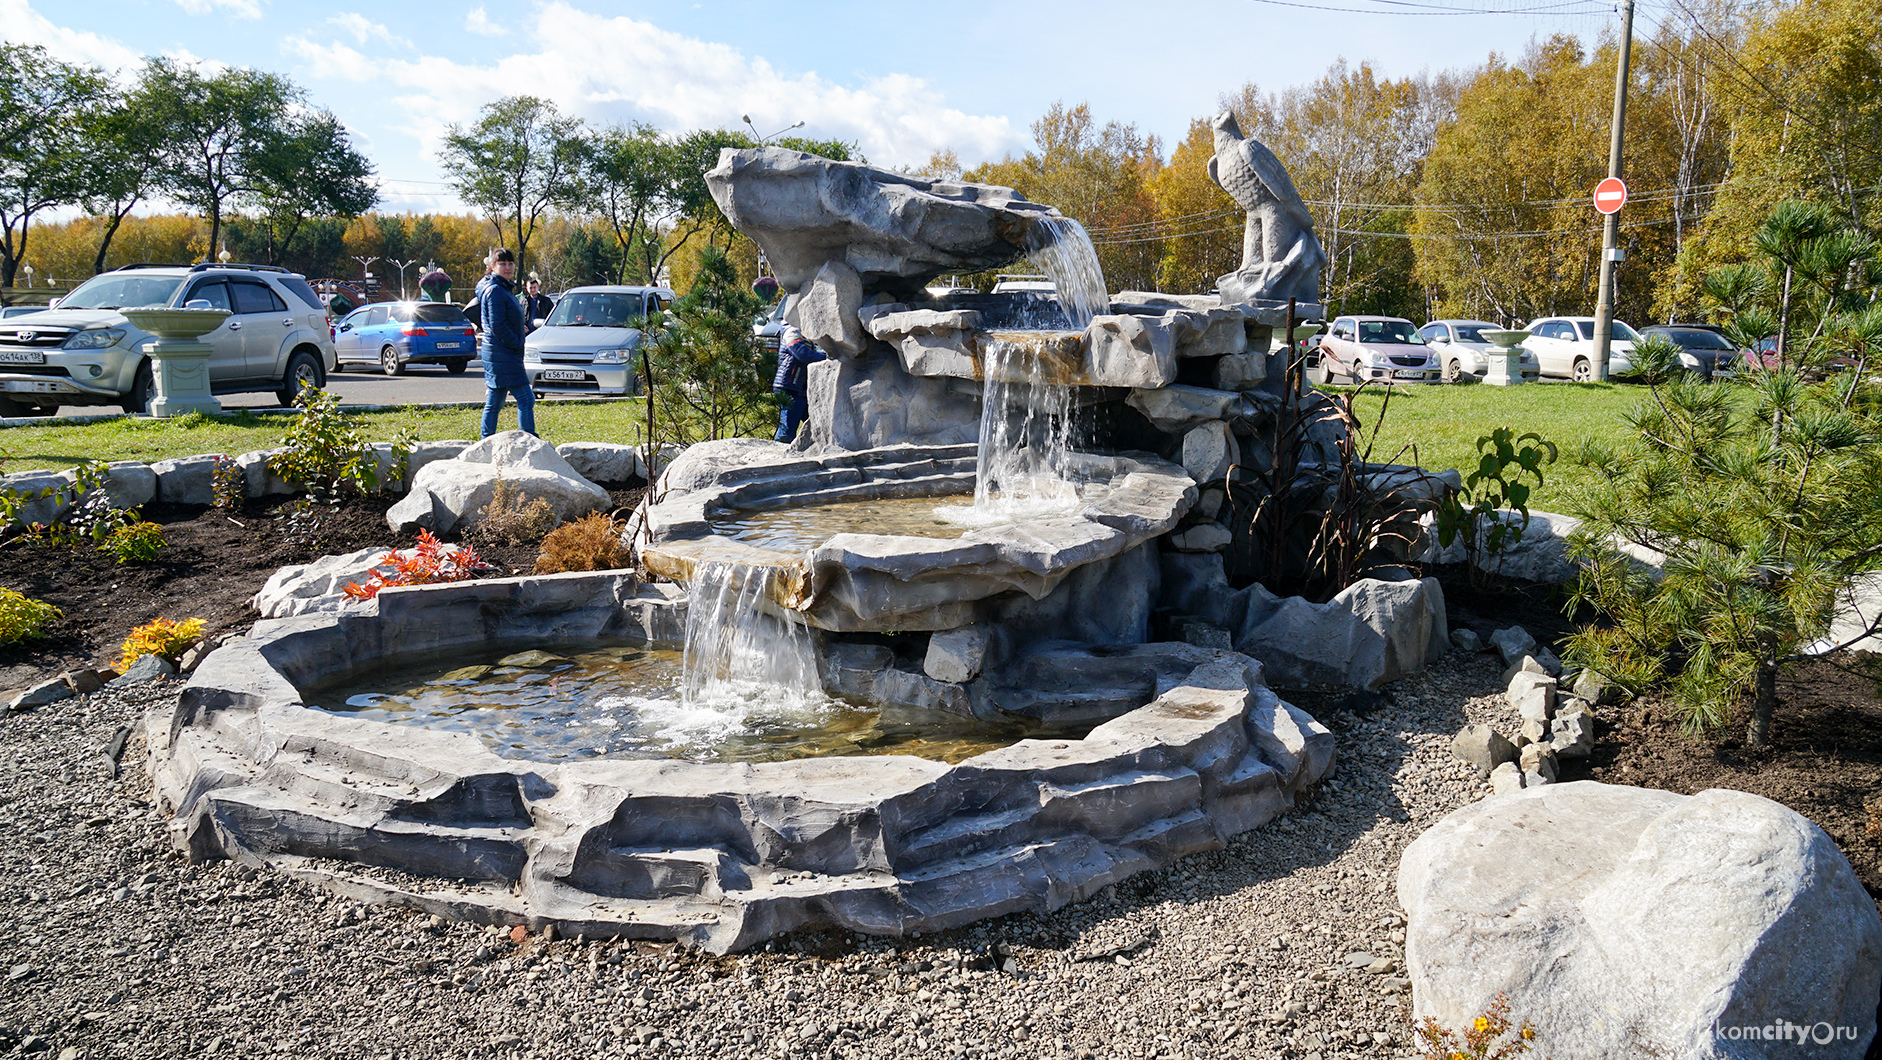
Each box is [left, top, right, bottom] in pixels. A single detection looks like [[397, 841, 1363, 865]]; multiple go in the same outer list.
[[145, 144, 1436, 952]]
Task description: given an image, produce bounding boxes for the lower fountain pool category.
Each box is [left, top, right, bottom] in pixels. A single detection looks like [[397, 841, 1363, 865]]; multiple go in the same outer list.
[[308, 641, 1092, 764]]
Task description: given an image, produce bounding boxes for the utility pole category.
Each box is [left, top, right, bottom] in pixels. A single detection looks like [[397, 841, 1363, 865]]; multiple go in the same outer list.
[[1591, 0, 1636, 382]]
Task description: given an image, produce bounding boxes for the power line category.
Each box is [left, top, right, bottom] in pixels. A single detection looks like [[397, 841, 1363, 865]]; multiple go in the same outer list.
[[1244, 0, 1610, 15]]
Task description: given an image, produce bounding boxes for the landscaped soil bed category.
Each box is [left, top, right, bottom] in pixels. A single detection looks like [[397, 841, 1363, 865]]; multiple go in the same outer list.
[[0, 486, 642, 694]]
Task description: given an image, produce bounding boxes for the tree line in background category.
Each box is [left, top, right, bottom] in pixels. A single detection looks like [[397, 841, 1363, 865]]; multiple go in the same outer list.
[[6, 0, 1877, 327]]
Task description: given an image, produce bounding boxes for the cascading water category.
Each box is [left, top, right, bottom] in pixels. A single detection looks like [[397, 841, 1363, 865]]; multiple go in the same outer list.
[[943, 215, 1109, 524], [1026, 216, 1109, 329]]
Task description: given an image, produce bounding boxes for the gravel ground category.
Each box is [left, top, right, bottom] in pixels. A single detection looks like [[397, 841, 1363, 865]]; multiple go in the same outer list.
[[0, 650, 1514, 1060]]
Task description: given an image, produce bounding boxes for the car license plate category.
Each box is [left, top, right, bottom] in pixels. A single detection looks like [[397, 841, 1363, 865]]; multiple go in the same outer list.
[[540, 369, 586, 381], [1393, 369, 1426, 379], [434, 341, 462, 350], [0, 349, 45, 365]]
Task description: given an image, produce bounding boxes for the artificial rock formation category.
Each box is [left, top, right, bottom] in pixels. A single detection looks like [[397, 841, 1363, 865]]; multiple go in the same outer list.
[[1400, 782, 1882, 1059], [387, 431, 608, 536]]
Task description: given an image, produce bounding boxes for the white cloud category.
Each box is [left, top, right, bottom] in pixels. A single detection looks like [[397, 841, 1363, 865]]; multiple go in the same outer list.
[[291, 2, 1017, 174], [464, 6, 502, 38], [327, 12, 406, 47], [174, 0, 262, 20], [0, 0, 141, 72]]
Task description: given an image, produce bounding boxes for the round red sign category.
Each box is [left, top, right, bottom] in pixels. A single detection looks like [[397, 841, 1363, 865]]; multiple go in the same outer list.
[[1594, 177, 1628, 215]]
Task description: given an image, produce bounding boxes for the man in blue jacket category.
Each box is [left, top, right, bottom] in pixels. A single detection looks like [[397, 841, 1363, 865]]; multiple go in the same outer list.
[[477, 249, 535, 438]]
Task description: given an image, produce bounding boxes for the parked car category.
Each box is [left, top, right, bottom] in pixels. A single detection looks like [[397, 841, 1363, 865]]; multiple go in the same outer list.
[[989, 274, 1057, 294], [1521, 316, 1640, 380], [1637, 324, 1741, 381], [1418, 319, 1541, 383], [0, 262, 334, 417], [332, 301, 477, 376], [0, 305, 48, 320], [1742, 333, 1864, 378], [524, 285, 674, 396], [753, 299, 786, 354], [1310, 315, 1441, 384]]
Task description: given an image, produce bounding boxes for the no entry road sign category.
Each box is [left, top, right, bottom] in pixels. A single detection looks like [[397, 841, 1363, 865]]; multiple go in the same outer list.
[[1594, 177, 1628, 215]]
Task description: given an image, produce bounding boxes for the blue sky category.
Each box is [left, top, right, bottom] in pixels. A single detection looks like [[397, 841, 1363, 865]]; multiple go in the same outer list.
[[9, 0, 1621, 214]]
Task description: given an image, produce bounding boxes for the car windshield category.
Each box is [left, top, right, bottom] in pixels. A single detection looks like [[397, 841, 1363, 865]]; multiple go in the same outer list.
[[58, 273, 185, 311], [400, 303, 471, 325], [1358, 319, 1421, 344], [1664, 328, 1734, 350], [546, 292, 643, 328], [1453, 325, 1491, 343], [1574, 320, 1642, 341]]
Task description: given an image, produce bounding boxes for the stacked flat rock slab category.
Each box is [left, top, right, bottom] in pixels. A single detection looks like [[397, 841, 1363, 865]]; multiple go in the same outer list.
[[388, 431, 608, 535], [154, 574, 1335, 953], [640, 439, 1196, 633], [1399, 782, 1882, 1059]]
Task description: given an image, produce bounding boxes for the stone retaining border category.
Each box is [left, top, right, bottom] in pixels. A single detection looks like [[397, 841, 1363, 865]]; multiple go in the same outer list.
[[150, 569, 1335, 953]]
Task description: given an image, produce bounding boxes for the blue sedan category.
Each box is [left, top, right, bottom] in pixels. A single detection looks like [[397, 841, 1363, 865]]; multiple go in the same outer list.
[[332, 301, 477, 375]]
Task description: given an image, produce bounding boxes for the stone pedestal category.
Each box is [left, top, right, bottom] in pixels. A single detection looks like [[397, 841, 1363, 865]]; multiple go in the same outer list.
[[121, 307, 230, 416], [1478, 328, 1530, 387]]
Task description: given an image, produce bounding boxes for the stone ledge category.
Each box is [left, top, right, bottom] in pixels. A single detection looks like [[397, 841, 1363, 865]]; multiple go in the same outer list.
[[151, 572, 1334, 952]]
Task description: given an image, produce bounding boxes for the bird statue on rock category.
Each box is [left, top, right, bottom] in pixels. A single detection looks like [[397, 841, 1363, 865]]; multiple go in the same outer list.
[[1208, 111, 1326, 306]]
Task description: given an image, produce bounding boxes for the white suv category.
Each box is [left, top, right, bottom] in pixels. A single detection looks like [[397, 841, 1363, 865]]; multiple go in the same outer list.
[[1522, 316, 1639, 381], [0, 262, 335, 417]]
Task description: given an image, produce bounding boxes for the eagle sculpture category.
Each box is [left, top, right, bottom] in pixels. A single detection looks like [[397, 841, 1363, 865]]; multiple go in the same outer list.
[[1208, 111, 1326, 305]]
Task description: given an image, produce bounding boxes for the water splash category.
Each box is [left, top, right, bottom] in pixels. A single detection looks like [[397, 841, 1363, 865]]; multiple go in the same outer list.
[[1027, 216, 1109, 330], [662, 561, 828, 746]]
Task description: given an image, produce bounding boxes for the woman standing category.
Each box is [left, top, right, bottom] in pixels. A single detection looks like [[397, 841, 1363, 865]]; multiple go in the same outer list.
[[476, 248, 535, 437]]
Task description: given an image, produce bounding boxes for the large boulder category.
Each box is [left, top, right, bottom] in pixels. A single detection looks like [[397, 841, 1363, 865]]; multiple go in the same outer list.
[[1398, 782, 1882, 1059], [705, 147, 1058, 300], [386, 431, 607, 535]]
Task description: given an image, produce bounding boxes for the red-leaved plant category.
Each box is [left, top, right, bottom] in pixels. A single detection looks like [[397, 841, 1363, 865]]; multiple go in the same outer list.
[[342, 530, 493, 600]]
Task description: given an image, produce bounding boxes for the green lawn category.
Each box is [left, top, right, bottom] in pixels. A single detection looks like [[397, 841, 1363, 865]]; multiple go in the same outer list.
[[0, 400, 662, 476], [1346, 379, 1647, 512], [2, 382, 1654, 514]]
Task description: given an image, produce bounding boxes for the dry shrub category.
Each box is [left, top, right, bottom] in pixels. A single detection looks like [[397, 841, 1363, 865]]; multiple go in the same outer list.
[[536, 512, 631, 574], [474, 478, 561, 547]]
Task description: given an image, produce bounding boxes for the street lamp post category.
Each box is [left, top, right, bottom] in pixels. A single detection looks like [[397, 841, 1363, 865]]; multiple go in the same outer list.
[[388, 258, 420, 300], [351, 256, 380, 295], [741, 115, 805, 146]]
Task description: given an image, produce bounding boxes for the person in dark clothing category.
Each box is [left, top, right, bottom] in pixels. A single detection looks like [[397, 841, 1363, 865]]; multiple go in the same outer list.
[[772, 324, 826, 443], [522, 277, 555, 332], [477, 249, 535, 438]]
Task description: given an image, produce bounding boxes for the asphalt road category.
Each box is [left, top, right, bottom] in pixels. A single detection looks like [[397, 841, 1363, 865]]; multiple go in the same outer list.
[[52, 360, 495, 416]]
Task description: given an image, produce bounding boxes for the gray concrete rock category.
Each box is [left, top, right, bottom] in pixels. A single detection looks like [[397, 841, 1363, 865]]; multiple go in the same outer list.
[[151, 454, 225, 506], [1572, 668, 1620, 706], [7, 677, 73, 712], [1501, 653, 1549, 686], [1213, 352, 1267, 390], [100, 461, 157, 509], [387, 431, 607, 535], [1516, 718, 1547, 747], [557, 442, 642, 484], [1398, 782, 1882, 1059], [0, 468, 75, 525], [62, 668, 103, 695], [704, 147, 1054, 299], [788, 259, 867, 358], [234, 449, 297, 498], [1488, 625, 1537, 667], [1451, 724, 1518, 778], [1507, 671, 1556, 723], [252, 546, 393, 619], [1181, 422, 1238, 483], [1083, 314, 1180, 389], [924, 628, 989, 684], [1166, 523, 1232, 553], [801, 352, 982, 452], [1449, 628, 1483, 653], [1127, 384, 1239, 434], [109, 653, 176, 686], [861, 307, 983, 379]]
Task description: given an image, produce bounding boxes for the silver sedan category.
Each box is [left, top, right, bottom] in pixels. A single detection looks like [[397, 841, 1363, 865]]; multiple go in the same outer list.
[[1419, 320, 1541, 383]]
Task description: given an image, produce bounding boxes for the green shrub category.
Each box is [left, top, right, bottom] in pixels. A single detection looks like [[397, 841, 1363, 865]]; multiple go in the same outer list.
[[101, 521, 166, 564], [0, 587, 62, 644], [1432, 427, 1557, 585], [1566, 361, 1882, 745], [266, 388, 415, 497]]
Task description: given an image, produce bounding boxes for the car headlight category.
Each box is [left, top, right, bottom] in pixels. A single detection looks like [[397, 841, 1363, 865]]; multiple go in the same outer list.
[[1679, 352, 1701, 366], [63, 328, 125, 350], [593, 347, 634, 365]]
